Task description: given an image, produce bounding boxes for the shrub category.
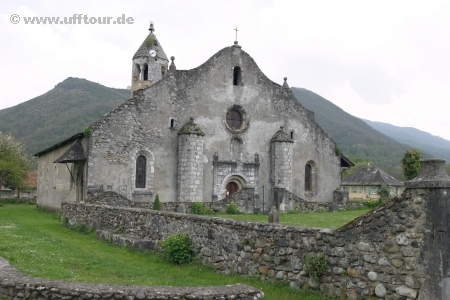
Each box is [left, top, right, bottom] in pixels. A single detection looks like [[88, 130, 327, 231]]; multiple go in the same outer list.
[[191, 202, 210, 215], [153, 194, 162, 210], [159, 233, 194, 265], [145, 36, 154, 47], [378, 185, 390, 202], [304, 253, 328, 280], [225, 203, 240, 214], [365, 199, 381, 208], [83, 127, 91, 137], [71, 223, 95, 235]]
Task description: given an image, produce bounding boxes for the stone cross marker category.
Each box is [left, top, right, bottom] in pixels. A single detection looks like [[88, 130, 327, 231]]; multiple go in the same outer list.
[[268, 206, 279, 223], [330, 202, 339, 213]]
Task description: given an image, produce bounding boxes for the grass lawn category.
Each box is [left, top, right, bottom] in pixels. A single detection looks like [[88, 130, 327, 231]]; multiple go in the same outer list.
[[0, 204, 370, 300], [214, 208, 371, 229]]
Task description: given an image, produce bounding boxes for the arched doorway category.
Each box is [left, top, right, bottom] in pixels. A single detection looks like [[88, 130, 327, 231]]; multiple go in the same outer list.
[[226, 181, 239, 196]]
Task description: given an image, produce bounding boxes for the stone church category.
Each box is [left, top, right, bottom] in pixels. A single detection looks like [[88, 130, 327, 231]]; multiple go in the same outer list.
[[35, 22, 348, 211]]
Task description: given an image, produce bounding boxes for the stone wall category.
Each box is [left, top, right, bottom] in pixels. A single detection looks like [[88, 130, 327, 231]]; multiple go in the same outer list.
[[63, 186, 429, 299], [85, 190, 365, 215], [85, 191, 254, 213], [0, 257, 263, 300]]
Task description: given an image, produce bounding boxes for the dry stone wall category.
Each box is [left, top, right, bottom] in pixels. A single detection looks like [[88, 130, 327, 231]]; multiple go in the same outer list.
[[0, 257, 262, 300], [72, 158, 450, 299], [63, 188, 426, 299]]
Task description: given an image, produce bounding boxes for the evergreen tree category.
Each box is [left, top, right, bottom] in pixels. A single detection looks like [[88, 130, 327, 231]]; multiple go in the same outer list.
[[153, 194, 162, 210], [401, 149, 422, 180]]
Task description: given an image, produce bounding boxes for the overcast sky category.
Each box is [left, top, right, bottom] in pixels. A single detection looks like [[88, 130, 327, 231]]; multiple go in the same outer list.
[[2, 0, 450, 140]]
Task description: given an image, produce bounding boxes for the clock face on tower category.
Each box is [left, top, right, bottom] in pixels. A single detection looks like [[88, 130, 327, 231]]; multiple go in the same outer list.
[[149, 50, 156, 57]]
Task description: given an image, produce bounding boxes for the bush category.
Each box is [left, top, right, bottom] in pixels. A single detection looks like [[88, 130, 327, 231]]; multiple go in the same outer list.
[[70, 223, 95, 235], [159, 233, 194, 265], [153, 194, 162, 210], [191, 202, 210, 215], [304, 254, 328, 280], [365, 199, 382, 208], [225, 203, 240, 214]]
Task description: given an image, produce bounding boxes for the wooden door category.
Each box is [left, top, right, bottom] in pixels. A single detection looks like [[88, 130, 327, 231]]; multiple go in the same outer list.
[[226, 182, 238, 196]]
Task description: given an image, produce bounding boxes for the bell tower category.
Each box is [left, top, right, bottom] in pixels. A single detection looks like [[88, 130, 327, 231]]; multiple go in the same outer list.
[[131, 21, 169, 94]]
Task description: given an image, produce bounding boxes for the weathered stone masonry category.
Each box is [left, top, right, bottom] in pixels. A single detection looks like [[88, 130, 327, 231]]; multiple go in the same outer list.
[[0, 257, 263, 300], [61, 159, 450, 299]]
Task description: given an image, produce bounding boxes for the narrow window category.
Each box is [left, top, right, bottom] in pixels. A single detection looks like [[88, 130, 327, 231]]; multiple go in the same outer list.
[[305, 164, 312, 191], [143, 64, 149, 81], [233, 66, 242, 86], [161, 66, 166, 77], [170, 118, 175, 128], [135, 64, 141, 80], [290, 131, 294, 139], [231, 138, 241, 161], [135, 155, 146, 188], [153, 40, 158, 46]]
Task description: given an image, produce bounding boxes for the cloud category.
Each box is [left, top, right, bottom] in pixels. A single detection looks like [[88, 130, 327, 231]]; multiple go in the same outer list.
[[349, 66, 405, 105]]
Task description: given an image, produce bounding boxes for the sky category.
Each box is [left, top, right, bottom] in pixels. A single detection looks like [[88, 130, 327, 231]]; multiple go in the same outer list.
[[2, 0, 450, 140]]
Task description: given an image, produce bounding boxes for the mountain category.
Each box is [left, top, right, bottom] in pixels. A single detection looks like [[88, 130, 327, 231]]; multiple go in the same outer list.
[[291, 87, 410, 173], [0, 77, 129, 155], [362, 119, 450, 161]]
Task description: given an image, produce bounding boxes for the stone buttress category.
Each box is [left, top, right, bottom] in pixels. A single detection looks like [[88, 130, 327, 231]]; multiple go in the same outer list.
[[177, 117, 205, 202], [270, 126, 294, 191]]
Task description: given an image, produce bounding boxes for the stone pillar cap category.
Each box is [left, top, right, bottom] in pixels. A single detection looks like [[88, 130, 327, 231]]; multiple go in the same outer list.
[[273, 183, 286, 189], [405, 158, 450, 189]]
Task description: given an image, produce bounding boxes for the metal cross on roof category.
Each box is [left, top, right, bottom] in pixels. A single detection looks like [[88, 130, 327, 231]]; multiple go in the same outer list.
[[149, 21, 155, 33], [234, 27, 239, 42]]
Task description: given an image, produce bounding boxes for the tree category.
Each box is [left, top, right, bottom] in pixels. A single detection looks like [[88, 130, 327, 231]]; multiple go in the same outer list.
[[378, 184, 390, 202], [152, 194, 162, 210], [401, 149, 422, 180], [0, 132, 33, 194]]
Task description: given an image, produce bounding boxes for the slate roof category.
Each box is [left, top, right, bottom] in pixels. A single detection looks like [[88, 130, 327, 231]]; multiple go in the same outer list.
[[133, 33, 168, 61], [340, 153, 355, 169], [342, 167, 404, 187], [54, 138, 86, 163], [178, 117, 205, 136], [34, 133, 84, 157], [271, 127, 294, 143]]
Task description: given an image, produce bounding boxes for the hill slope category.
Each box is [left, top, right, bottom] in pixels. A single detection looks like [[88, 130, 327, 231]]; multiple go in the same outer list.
[[292, 87, 410, 168], [362, 119, 450, 161], [0, 77, 129, 155]]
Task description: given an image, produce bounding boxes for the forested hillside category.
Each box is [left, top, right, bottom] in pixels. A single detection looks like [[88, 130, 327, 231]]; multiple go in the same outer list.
[[363, 119, 450, 161], [292, 87, 409, 177], [0, 77, 129, 155]]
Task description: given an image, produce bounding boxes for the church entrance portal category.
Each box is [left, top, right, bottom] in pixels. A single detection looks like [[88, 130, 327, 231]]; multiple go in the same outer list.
[[226, 181, 238, 196]]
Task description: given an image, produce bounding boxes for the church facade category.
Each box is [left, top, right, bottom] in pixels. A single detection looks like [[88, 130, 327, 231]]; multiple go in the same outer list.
[[35, 23, 344, 210]]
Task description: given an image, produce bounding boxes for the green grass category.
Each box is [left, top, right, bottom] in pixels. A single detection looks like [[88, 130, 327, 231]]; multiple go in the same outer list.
[[0, 204, 334, 300], [215, 208, 371, 229]]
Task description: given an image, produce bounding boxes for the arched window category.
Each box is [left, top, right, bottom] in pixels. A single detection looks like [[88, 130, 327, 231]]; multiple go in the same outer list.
[[233, 66, 243, 86], [135, 155, 146, 188], [305, 164, 312, 191], [143, 64, 149, 81], [170, 118, 175, 128], [135, 64, 141, 81]]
